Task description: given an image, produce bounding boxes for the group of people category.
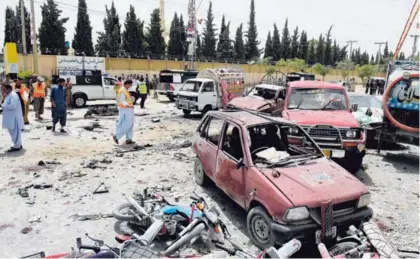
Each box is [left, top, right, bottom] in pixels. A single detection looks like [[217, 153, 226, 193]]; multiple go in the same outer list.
[[1, 75, 72, 152], [365, 78, 385, 95]]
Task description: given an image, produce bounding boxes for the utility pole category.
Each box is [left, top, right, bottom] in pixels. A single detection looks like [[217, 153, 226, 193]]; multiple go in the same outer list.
[[20, 0, 28, 71], [187, 0, 197, 70], [346, 40, 357, 81], [409, 34, 419, 60], [30, 0, 39, 74], [374, 42, 386, 71]]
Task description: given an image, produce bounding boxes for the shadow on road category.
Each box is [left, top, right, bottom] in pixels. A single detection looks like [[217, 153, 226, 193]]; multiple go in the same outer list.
[[355, 169, 374, 186]]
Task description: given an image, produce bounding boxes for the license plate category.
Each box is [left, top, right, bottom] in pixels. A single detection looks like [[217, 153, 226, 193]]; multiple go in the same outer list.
[[322, 149, 332, 158], [315, 226, 337, 244]]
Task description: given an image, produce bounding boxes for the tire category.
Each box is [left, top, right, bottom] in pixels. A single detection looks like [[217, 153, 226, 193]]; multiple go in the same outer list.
[[362, 222, 399, 258], [112, 203, 137, 221], [183, 109, 191, 117], [114, 220, 136, 236], [328, 241, 360, 257], [201, 105, 212, 116], [72, 94, 87, 108], [121, 242, 159, 258], [344, 150, 365, 174], [194, 157, 210, 186], [247, 206, 276, 250], [130, 92, 138, 104], [168, 95, 176, 102]]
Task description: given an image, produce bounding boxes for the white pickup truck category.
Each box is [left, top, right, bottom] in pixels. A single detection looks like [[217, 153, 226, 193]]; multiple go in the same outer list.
[[69, 75, 139, 107]]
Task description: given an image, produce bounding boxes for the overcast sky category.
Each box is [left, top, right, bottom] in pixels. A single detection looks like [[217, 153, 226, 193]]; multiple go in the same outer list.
[[1, 0, 418, 56]]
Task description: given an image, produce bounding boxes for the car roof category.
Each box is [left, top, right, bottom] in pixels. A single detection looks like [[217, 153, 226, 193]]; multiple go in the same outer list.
[[288, 80, 343, 89], [254, 84, 285, 90], [207, 110, 293, 127]]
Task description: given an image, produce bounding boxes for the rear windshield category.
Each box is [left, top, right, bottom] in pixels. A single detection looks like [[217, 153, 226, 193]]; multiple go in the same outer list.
[[159, 75, 173, 83]]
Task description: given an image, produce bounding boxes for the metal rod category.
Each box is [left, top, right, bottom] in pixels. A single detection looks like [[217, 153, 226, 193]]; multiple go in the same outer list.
[[30, 0, 39, 74], [20, 0, 28, 71]]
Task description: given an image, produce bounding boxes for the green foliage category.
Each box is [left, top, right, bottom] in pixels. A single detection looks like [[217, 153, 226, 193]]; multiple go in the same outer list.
[[245, 0, 260, 60], [72, 0, 94, 56], [307, 40, 316, 65], [272, 24, 281, 61], [167, 13, 181, 56], [287, 58, 307, 71], [263, 31, 273, 58], [312, 63, 329, 80], [290, 26, 299, 59], [315, 34, 325, 64], [179, 15, 187, 57], [280, 19, 290, 59], [398, 52, 405, 60], [276, 58, 287, 68], [298, 31, 308, 61], [357, 64, 375, 84], [196, 35, 202, 58], [18, 71, 33, 83], [202, 2, 217, 58], [216, 16, 233, 59], [15, 1, 32, 53], [336, 60, 355, 80], [146, 9, 166, 56], [122, 5, 145, 57], [265, 65, 276, 75], [233, 24, 245, 60], [38, 0, 69, 55], [4, 6, 18, 45], [96, 2, 121, 57], [324, 26, 333, 65]]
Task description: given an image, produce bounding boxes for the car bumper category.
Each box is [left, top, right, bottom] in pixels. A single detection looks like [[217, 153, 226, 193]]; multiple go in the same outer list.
[[270, 207, 373, 244]]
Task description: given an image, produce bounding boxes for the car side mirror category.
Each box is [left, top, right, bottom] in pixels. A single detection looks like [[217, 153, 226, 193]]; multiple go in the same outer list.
[[236, 158, 244, 169], [366, 108, 373, 117], [351, 103, 358, 112]]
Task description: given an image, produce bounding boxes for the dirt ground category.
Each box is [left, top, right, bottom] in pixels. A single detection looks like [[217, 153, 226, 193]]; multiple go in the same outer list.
[[0, 95, 418, 257]]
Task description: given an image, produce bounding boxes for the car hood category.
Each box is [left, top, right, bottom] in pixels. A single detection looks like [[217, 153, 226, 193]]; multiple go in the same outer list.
[[285, 110, 360, 127], [228, 96, 272, 111], [352, 107, 383, 126], [261, 158, 368, 207], [177, 91, 198, 97]]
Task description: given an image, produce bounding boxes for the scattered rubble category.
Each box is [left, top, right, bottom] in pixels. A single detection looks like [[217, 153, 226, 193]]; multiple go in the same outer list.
[[93, 182, 109, 194], [21, 227, 33, 234], [69, 213, 113, 221], [84, 105, 119, 118], [82, 122, 104, 131]]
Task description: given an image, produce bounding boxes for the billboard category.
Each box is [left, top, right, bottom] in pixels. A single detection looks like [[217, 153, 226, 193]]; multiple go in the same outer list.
[[57, 56, 105, 71]]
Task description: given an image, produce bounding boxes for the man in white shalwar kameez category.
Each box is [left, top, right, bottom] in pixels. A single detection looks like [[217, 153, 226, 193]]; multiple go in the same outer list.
[[2, 84, 24, 152], [112, 80, 135, 145]]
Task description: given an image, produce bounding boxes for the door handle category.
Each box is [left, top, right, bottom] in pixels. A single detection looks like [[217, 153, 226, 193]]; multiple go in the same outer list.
[[212, 95, 216, 97]]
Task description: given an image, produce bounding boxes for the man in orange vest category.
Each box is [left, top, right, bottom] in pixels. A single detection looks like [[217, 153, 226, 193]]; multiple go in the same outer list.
[[15, 77, 30, 125], [32, 77, 46, 120], [112, 80, 135, 145]]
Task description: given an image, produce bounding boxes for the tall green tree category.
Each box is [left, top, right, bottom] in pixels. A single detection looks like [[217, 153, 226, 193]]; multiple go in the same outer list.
[[297, 30, 308, 61], [280, 19, 290, 59], [38, 0, 68, 55], [216, 15, 227, 57], [263, 31, 273, 58], [201, 2, 217, 58], [245, 0, 260, 60], [383, 42, 389, 58], [4, 6, 18, 45], [196, 35, 202, 58], [331, 40, 339, 65], [370, 55, 375, 65], [15, 1, 32, 53], [339, 45, 347, 61], [233, 23, 245, 60], [290, 26, 299, 58], [122, 5, 144, 57], [324, 25, 333, 65], [217, 18, 233, 59], [72, 0, 94, 56], [315, 34, 325, 64], [96, 2, 122, 57], [146, 8, 166, 56], [167, 13, 180, 56], [272, 24, 281, 60], [307, 39, 316, 65], [398, 52, 405, 60], [179, 15, 187, 57]]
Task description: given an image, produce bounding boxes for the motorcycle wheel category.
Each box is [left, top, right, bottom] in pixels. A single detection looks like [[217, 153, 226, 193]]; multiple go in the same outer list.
[[362, 222, 400, 258], [112, 203, 137, 221], [121, 242, 159, 258], [328, 241, 360, 257]]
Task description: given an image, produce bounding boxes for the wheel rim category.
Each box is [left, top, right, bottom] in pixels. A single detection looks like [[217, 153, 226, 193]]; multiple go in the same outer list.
[[195, 160, 204, 184], [131, 96, 136, 103], [251, 215, 270, 243], [75, 97, 84, 107]]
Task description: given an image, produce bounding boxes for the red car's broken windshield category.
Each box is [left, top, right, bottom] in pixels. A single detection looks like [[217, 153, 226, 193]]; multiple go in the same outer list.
[[288, 88, 347, 110]]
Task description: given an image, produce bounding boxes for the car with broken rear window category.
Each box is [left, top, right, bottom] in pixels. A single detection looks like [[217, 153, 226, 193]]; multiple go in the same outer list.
[[192, 110, 372, 249]]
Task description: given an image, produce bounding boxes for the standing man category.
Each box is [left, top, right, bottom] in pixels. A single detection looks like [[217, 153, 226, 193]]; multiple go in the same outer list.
[[32, 77, 46, 120], [152, 74, 158, 99], [114, 81, 122, 105], [65, 78, 73, 109], [15, 77, 30, 125], [113, 80, 135, 145], [137, 77, 148, 109], [2, 84, 24, 152], [51, 78, 67, 133]]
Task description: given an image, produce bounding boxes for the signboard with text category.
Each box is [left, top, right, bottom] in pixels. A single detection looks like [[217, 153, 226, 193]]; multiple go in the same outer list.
[[57, 56, 106, 71]]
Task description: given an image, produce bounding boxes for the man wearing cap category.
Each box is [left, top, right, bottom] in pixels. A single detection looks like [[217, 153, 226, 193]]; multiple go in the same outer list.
[[32, 77, 47, 120], [15, 77, 30, 125], [2, 84, 24, 152]]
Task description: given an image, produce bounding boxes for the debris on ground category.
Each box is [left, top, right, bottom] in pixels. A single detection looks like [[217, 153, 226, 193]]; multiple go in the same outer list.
[[58, 171, 87, 181], [28, 216, 41, 223], [38, 160, 62, 166], [83, 122, 103, 131], [69, 213, 113, 221], [162, 140, 192, 150], [83, 159, 107, 169], [84, 106, 119, 118], [20, 227, 33, 234], [152, 118, 161, 123], [34, 184, 53, 189], [115, 144, 153, 154], [93, 182, 109, 194]]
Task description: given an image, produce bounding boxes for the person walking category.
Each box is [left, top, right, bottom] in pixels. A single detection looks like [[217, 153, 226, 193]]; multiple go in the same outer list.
[[32, 77, 46, 120], [137, 77, 148, 109], [2, 84, 24, 152], [152, 74, 159, 99], [65, 78, 73, 109], [51, 78, 67, 133], [14, 77, 30, 125], [113, 80, 135, 145]]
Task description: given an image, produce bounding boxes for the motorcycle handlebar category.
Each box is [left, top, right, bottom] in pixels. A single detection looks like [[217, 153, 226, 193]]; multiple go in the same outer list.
[[79, 245, 100, 253]]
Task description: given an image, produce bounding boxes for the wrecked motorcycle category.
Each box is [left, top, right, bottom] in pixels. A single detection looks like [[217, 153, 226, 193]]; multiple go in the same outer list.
[[112, 190, 202, 239], [317, 222, 400, 258], [21, 234, 120, 258]]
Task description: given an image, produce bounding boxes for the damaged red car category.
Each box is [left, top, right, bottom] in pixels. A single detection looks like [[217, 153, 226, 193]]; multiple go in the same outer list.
[[192, 110, 372, 249]]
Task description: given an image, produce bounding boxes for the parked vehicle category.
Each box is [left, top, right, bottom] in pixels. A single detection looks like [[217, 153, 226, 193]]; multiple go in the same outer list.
[[156, 70, 199, 102], [176, 68, 245, 117], [260, 71, 315, 86], [229, 80, 366, 173], [192, 110, 372, 249], [348, 93, 384, 145], [377, 62, 419, 153]]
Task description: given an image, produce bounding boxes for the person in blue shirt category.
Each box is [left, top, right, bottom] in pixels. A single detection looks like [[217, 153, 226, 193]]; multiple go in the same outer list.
[[50, 78, 67, 133]]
